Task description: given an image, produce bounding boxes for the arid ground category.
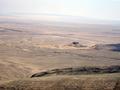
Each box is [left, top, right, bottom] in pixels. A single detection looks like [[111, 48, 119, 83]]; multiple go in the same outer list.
[[0, 16, 120, 90]]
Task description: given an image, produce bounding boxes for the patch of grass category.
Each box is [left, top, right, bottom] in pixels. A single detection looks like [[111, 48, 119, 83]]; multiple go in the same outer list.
[[0, 74, 120, 90]]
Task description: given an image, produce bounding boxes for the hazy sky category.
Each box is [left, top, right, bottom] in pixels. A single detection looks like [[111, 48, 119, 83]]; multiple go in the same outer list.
[[0, 0, 120, 20]]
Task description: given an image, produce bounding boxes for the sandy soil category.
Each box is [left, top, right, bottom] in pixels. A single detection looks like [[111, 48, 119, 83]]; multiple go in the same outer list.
[[0, 17, 120, 90]]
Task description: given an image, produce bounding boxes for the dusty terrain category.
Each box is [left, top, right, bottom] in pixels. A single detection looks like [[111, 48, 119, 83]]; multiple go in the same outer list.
[[0, 16, 120, 90]]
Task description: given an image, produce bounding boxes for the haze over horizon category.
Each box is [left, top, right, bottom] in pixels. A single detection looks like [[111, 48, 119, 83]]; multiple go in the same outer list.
[[0, 0, 120, 21]]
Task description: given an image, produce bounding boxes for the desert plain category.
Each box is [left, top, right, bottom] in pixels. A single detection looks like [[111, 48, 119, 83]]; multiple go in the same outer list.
[[0, 16, 120, 90]]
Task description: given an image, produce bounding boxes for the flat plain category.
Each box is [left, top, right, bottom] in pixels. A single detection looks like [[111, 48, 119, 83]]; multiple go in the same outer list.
[[0, 16, 120, 90]]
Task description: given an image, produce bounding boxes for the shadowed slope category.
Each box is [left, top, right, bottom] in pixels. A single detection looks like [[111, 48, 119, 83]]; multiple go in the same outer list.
[[93, 44, 120, 52], [31, 65, 120, 78]]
